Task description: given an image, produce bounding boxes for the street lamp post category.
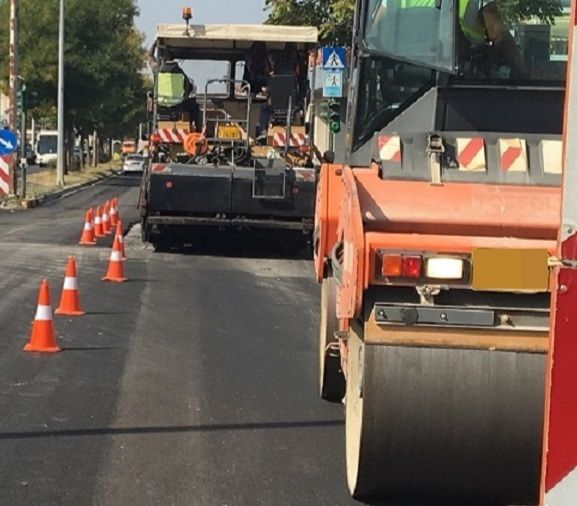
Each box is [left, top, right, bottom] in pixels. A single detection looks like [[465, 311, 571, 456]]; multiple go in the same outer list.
[[17, 76, 26, 199], [56, 0, 65, 187]]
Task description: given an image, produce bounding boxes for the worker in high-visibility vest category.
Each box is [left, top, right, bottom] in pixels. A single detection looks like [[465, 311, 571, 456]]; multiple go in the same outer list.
[[157, 54, 193, 108], [370, 0, 528, 78]]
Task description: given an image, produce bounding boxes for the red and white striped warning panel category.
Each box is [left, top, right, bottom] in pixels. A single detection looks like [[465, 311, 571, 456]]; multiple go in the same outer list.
[[545, 467, 577, 505], [157, 128, 190, 143], [377, 135, 401, 163], [498, 138, 528, 172], [541, 139, 563, 175], [272, 132, 307, 147], [0, 155, 11, 196], [456, 137, 486, 172], [150, 163, 167, 173]]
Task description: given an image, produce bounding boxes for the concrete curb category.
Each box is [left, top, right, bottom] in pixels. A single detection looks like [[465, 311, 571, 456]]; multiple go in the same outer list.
[[18, 170, 119, 209]]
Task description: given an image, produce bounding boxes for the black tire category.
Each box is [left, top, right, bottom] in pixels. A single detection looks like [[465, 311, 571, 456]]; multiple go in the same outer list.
[[319, 276, 346, 402], [150, 235, 172, 252]]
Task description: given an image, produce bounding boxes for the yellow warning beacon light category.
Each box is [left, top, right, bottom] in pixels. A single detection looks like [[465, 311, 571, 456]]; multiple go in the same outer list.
[[182, 7, 193, 21]]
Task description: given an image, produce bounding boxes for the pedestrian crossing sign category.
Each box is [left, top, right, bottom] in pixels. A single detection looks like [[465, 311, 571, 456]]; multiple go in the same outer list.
[[322, 47, 346, 70], [323, 70, 343, 98]]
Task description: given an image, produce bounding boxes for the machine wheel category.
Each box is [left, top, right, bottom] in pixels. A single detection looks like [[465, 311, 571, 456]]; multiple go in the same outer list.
[[150, 236, 172, 252], [318, 276, 345, 402], [345, 322, 545, 506]]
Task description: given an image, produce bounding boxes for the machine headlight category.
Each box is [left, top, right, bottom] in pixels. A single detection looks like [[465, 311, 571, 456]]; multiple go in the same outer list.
[[426, 258, 464, 279]]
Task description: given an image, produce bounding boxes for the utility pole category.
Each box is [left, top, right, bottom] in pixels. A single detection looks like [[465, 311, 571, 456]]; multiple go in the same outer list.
[[56, 0, 65, 187], [8, 0, 19, 195], [20, 82, 27, 199]]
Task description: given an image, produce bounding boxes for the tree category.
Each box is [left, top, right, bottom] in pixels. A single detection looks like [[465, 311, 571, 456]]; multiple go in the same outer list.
[[0, 0, 147, 157], [498, 0, 563, 25], [265, 0, 564, 46], [265, 0, 354, 46]]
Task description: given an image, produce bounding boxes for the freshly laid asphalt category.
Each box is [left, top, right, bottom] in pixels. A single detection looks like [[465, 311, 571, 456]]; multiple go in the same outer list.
[[0, 175, 357, 506]]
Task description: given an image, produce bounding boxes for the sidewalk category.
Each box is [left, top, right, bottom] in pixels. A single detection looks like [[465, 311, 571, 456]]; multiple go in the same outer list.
[[1, 162, 120, 209]]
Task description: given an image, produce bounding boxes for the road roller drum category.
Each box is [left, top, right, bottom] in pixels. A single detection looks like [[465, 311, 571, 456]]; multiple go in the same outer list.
[[345, 323, 545, 505]]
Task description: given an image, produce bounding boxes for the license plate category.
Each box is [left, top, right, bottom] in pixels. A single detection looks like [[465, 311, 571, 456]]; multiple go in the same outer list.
[[218, 126, 241, 140], [471, 248, 549, 292]]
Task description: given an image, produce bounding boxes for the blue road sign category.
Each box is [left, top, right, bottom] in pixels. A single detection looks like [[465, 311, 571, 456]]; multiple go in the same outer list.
[[0, 129, 17, 156], [322, 47, 346, 70], [323, 69, 344, 98]]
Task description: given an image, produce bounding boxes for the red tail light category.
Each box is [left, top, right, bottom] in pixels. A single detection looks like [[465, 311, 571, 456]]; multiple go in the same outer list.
[[401, 256, 423, 278], [381, 253, 423, 278]]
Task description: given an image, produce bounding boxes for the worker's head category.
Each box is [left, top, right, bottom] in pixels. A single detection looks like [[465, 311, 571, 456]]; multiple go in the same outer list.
[[283, 42, 298, 58], [250, 42, 268, 59]]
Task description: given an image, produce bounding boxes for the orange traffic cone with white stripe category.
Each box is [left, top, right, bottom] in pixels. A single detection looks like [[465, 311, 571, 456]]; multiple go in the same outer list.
[[24, 280, 61, 353], [102, 234, 127, 282], [109, 198, 119, 227], [78, 209, 97, 246], [115, 220, 127, 260], [102, 202, 112, 235], [94, 206, 105, 238], [55, 256, 85, 316]]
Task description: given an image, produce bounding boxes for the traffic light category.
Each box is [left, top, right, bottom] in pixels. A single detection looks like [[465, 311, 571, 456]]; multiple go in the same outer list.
[[328, 99, 341, 134], [28, 91, 39, 108], [319, 100, 329, 121], [16, 89, 24, 110], [15, 87, 37, 111]]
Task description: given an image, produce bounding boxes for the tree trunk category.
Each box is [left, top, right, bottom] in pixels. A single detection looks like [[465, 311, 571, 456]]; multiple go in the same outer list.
[[92, 129, 98, 166]]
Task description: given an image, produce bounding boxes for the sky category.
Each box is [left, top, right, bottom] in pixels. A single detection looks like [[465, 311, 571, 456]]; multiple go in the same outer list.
[[135, 0, 269, 94], [135, 0, 268, 47]]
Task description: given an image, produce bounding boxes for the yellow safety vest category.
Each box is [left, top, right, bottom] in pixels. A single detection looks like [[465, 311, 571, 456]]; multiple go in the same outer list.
[[395, 0, 488, 44], [398, 0, 436, 6], [157, 72, 186, 107], [459, 0, 489, 44]]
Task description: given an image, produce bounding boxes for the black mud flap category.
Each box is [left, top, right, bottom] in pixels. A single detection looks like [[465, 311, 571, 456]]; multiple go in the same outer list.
[[148, 164, 233, 214]]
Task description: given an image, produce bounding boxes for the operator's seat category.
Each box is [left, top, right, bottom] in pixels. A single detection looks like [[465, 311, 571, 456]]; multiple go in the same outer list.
[[268, 74, 299, 126]]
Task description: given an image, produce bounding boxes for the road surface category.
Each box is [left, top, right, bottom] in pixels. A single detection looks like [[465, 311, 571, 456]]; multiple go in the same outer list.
[[0, 175, 357, 506]]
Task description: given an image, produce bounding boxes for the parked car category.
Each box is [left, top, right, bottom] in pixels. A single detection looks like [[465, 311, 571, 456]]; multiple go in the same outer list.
[[122, 153, 145, 174]]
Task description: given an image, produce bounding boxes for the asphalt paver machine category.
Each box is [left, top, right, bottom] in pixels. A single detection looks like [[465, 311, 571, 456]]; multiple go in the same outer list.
[[140, 16, 319, 248]]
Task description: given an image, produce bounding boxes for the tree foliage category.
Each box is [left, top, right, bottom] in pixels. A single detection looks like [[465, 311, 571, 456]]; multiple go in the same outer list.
[[496, 0, 563, 25], [265, 0, 565, 46], [0, 0, 147, 140], [265, 0, 355, 45]]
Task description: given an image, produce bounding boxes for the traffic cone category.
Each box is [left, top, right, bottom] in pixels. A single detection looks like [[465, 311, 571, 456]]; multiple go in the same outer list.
[[55, 256, 85, 316], [78, 209, 97, 246], [94, 206, 105, 238], [102, 202, 112, 235], [24, 280, 61, 353], [109, 198, 119, 227], [114, 197, 121, 222], [102, 234, 127, 282], [115, 220, 127, 260]]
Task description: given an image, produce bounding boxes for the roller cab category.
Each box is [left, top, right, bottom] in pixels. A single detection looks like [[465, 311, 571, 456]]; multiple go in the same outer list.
[[314, 0, 570, 503]]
